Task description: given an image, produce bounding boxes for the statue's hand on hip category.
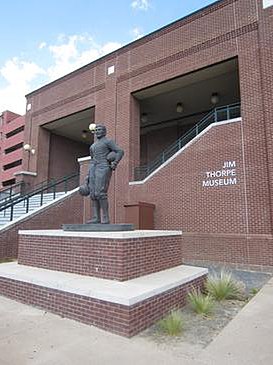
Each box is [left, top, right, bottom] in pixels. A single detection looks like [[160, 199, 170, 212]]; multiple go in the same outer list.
[[110, 161, 117, 170]]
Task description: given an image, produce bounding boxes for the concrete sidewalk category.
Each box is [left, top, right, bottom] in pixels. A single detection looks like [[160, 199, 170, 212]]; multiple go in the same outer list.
[[198, 276, 273, 365], [0, 277, 272, 365]]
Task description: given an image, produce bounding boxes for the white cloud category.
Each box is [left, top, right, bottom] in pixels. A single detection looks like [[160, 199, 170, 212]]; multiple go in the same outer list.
[[38, 42, 47, 49], [0, 34, 123, 114], [0, 58, 45, 114], [131, 0, 150, 11], [46, 35, 122, 81], [131, 27, 144, 40]]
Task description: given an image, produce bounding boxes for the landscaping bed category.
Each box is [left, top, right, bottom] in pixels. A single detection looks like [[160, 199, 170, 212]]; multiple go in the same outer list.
[[139, 266, 272, 351]]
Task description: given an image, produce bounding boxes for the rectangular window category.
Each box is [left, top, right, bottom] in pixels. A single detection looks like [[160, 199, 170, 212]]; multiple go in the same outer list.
[[6, 126, 24, 138], [4, 142, 23, 154], [2, 178, 16, 187], [3, 159, 22, 170]]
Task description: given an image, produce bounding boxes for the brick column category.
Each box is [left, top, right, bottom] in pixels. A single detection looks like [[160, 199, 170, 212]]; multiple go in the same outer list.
[[237, 26, 272, 234], [257, 2, 273, 234]]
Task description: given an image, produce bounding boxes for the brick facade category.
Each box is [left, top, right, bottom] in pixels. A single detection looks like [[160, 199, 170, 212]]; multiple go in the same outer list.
[[48, 134, 89, 180], [17, 0, 273, 268], [181, 233, 273, 272], [0, 111, 25, 187]]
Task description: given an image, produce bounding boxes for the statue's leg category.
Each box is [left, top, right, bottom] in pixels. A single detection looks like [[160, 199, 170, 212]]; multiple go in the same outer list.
[[100, 198, 110, 224], [88, 199, 101, 224], [89, 164, 96, 200]]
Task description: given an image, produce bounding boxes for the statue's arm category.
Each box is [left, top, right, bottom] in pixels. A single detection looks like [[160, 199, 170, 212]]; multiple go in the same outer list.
[[89, 145, 94, 159], [107, 139, 124, 162]]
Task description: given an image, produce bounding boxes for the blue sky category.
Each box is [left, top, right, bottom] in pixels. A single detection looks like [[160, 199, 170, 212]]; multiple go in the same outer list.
[[0, 0, 216, 114]]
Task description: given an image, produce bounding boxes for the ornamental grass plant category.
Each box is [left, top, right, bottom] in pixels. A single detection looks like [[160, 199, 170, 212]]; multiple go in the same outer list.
[[158, 310, 184, 336], [205, 270, 245, 301], [187, 288, 215, 317]]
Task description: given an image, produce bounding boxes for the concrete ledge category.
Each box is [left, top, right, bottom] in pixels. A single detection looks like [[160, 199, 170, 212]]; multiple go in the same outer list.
[[14, 171, 37, 177], [0, 263, 207, 337], [18, 229, 182, 239], [0, 263, 207, 305]]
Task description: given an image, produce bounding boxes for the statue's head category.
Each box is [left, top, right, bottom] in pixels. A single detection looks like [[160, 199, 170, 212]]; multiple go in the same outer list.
[[95, 124, 106, 139]]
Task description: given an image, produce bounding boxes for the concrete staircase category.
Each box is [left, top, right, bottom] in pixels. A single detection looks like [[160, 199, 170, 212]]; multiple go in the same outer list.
[[0, 192, 66, 227], [134, 103, 241, 181]]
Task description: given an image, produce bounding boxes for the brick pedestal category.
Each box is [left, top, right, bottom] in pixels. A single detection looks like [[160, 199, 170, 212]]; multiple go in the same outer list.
[[0, 229, 208, 337], [18, 230, 183, 281]]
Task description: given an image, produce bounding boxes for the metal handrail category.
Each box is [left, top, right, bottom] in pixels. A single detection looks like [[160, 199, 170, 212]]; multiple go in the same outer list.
[[0, 181, 25, 203], [134, 103, 241, 181], [0, 176, 61, 209], [0, 177, 56, 210], [0, 172, 79, 222]]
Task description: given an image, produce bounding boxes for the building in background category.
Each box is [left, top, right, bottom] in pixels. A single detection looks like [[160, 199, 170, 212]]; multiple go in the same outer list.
[[0, 111, 25, 188], [1, 0, 273, 269]]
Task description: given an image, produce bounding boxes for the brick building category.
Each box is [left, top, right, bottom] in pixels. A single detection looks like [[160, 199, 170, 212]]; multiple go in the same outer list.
[[17, 0, 273, 269], [0, 111, 25, 188]]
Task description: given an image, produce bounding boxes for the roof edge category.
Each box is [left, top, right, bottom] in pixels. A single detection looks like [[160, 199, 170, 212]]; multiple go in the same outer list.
[[26, 0, 229, 98]]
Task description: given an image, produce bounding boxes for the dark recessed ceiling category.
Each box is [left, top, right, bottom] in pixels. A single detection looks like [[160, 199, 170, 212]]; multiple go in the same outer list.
[[133, 58, 240, 131], [43, 107, 95, 144]]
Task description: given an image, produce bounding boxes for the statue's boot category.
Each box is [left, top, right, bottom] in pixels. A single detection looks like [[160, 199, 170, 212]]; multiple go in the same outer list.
[[88, 200, 101, 224], [100, 199, 110, 224]]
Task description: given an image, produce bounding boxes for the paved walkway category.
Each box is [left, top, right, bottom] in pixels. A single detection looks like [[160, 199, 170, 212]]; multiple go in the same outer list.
[[0, 277, 272, 365]]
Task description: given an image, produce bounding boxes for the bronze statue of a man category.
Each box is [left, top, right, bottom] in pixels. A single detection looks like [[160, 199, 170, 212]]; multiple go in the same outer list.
[[79, 124, 124, 224]]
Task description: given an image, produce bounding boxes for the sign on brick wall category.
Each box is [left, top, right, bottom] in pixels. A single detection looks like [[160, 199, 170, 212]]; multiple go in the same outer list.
[[202, 161, 237, 187]]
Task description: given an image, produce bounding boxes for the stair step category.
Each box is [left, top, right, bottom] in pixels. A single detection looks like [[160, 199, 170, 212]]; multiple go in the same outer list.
[[0, 191, 69, 225]]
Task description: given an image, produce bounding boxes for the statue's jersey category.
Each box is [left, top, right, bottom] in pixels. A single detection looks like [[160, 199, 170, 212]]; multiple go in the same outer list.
[[90, 137, 123, 165]]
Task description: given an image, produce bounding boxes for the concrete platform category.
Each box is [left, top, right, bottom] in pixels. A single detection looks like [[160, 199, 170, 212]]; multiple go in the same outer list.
[[0, 262, 207, 337], [18, 229, 182, 239]]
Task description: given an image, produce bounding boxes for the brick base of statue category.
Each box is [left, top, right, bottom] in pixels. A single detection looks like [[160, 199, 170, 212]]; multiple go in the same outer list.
[[0, 229, 208, 337], [18, 230, 183, 281]]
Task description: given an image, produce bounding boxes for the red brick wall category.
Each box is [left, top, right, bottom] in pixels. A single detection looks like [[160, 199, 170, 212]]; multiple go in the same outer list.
[[129, 122, 247, 233], [258, 3, 273, 235], [0, 112, 25, 185], [128, 120, 273, 268], [145, 125, 178, 163], [0, 192, 83, 260], [181, 233, 273, 272], [18, 234, 182, 281], [48, 134, 89, 180], [2, 111, 20, 123]]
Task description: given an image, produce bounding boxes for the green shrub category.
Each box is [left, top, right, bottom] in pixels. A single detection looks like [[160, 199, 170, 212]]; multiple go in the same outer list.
[[205, 270, 245, 301], [158, 310, 184, 336], [187, 288, 215, 316], [250, 287, 259, 295]]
